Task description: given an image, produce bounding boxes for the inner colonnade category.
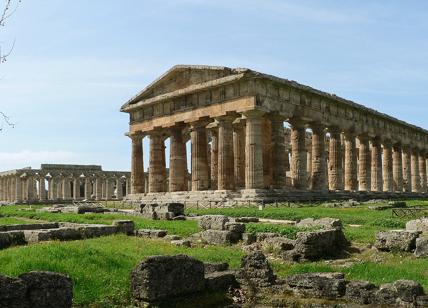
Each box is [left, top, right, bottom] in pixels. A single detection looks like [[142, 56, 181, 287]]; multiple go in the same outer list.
[[0, 164, 131, 203], [121, 65, 428, 202]]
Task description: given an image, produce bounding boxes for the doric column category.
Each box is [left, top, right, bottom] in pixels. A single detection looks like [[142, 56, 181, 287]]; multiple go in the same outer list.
[[382, 141, 393, 192], [73, 178, 80, 200], [371, 137, 383, 192], [411, 149, 420, 193], [130, 133, 145, 194], [106, 178, 113, 200], [290, 119, 307, 189], [62, 177, 71, 200], [190, 121, 210, 191], [310, 123, 326, 191], [270, 114, 286, 189], [358, 134, 371, 191], [209, 127, 219, 190], [328, 127, 343, 191], [393, 145, 403, 192], [38, 176, 46, 201], [85, 177, 92, 199], [403, 147, 412, 192], [148, 131, 166, 193], [263, 117, 273, 188], [233, 120, 246, 188], [15, 176, 22, 203], [116, 178, 123, 200], [344, 132, 358, 191], [217, 115, 235, 190], [243, 110, 264, 189], [169, 124, 187, 192], [95, 177, 102, 201], [419, 151, 427, 193]]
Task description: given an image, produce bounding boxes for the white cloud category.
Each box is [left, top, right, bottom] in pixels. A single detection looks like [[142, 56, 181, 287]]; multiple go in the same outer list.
[[0, 150, 80, 171]]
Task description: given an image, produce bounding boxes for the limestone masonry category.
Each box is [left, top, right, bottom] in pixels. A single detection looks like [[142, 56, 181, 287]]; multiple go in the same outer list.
[[119, 64, 427, 203], [0, 164, 130, 203]]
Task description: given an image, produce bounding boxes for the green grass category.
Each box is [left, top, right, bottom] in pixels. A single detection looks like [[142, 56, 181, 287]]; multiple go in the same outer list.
[[245, 223, 321, 239], [0, 206, 199, 236], [0, 216, 38, 225], [0, 235, 244, 307]]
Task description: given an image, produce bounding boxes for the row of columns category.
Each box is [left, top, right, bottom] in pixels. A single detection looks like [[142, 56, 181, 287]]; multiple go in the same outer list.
[[130, 112, 428, 194], [0, 175, 130, 203]]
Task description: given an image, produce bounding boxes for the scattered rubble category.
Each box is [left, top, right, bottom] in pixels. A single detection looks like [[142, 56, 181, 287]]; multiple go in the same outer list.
[[199, 215, 245, 245], [139, 202, 184, 220]]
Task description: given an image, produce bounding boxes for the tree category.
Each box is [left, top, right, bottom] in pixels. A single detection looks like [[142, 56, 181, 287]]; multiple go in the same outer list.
[[0, 0, 21, 130]]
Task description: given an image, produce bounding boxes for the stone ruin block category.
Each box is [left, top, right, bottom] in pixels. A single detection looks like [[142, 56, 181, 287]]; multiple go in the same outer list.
[[374, 230, 420, 252], [24, 228, 82, 243], [345, 280, 376, 305], [375, 280, 424, 306], [78, 225, 117, 239], [0, 223, 59, 232], [131, 255, 205, 303], [406, 218, 428, 233], [284, 272, 346, 299], [140, 203, 184, 220], [0, 271, 72, 308], [234, 217, 259, 223], [112, 220, 135, 235], [284, 229, 348, 261], [204, 262, 229, 274], [19, 271, 73, 308], [205, 271, 237, 291], [0, 231, 26, 249], [135, 229, 168, 238], [198, 215, 230, 231], [296, 217, 342, 230], [236, 251, 276, 288], [201, 229, 241, 245], [415, 236, 428, 257]]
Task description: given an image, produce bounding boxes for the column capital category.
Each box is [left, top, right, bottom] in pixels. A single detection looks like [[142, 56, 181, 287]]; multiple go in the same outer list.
[[328, 126, 342, 134], [128, 131, 144, 141], [189, 118, 212, 131], [310, 122, 326, 133], [241, 109, 265, 119], [288, 117, 306, 128]]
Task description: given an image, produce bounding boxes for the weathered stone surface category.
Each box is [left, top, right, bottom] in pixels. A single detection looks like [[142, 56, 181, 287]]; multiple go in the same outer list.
[[204, 262, 229, 274], [140, 203, 184, 220], [0, 231, 26, 249], [112, 220, 135, 235], [416, 295, 428, 307], [345, 280, 376, 305], [225, 222, 245, 233], [235, 217, 259, 223], [256, 232, 280, 242], [198, 215, 229, 231], [0, 223, 59, 232], [406, 218, 428, 233], [205, 271, 237, 290], [163, 234, 181, 241], [79, 225, 117, 238], [242, 232, 257, 245], [261, 237, 295, 253], [201, 230, 240, 245], [296, 217, 342, 230], [135, 229, 168, 238], [19, 271, 73, 308], [131, 255, 205, 302], [171, 239, 191, 247], [284, 272, 346, 299], [373, 280, 423, 306], [374, 230, 420, 252], [0, 275, 28, 308], [24, 228, 82, 243], [415, 236, 428, 257], [286, 229, 348, 261], [236, 251, 276, 288]]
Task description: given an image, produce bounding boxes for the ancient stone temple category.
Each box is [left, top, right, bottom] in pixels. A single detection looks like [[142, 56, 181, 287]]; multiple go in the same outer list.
[[0, 164, 131, 203], [121, 65, 428, 203]]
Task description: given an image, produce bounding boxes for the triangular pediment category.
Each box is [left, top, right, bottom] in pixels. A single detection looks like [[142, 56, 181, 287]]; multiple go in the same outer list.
[[122, 65, 246, 109]]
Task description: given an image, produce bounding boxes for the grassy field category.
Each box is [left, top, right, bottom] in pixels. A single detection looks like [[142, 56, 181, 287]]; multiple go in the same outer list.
[[0, 235, 243, 307], [0, 206, 199, 236], [0, 201, 427, 306], [0, 216, 39, 225]]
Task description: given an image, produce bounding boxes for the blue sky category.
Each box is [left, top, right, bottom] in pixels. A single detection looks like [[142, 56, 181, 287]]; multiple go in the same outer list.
[[0, 0, 427, 172]]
